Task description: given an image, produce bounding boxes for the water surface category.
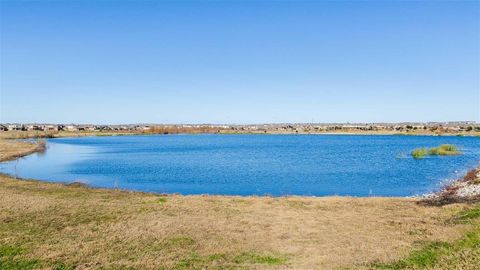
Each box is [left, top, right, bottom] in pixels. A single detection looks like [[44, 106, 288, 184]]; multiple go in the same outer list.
[[1, 134, 479, 196]]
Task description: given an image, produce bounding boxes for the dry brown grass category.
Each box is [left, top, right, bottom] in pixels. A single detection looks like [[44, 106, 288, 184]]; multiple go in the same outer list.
[[0, 175, 474, 270], [0, 139, 46, 162], [0, 139, 478, 269]]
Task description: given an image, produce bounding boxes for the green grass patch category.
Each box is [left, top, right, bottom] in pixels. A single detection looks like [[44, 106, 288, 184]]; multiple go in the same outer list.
[[52, 262, 76, 270], [0, 245, 41, 270], [157, 197, 167, 204], [0, 245, 23, 257], [411, 148, 428, 159], [428, 144, 460, 156], [450, 205, 480, 224], [174, 252, 228, 270], [0, 245, 77, 270], [174, 253, 203, 270], [374, 241, 452, 269], [374, 204, 480, 269], [233, 252, 287, 265]]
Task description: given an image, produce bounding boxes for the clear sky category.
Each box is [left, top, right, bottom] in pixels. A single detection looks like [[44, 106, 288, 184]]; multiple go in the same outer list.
[[1, 0, 479, 124]]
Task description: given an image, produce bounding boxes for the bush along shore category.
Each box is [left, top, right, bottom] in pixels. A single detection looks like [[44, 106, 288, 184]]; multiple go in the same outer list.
[[411, 144, 460, 159]]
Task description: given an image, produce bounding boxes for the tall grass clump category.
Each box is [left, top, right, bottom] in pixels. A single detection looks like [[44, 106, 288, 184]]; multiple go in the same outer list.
[[428, 144, 460, 156], [411, 148, 428, 159], [36, 139, 47, 152], [411, 144, 460, 159]]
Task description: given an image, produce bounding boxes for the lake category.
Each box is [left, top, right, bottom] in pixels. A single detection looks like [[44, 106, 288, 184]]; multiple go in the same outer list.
[[1, 134, 479, 196]]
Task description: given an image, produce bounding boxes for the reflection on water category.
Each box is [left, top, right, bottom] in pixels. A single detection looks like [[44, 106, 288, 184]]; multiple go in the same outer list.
[[1, 143, 96, 183], [1, 134, 479, 197]]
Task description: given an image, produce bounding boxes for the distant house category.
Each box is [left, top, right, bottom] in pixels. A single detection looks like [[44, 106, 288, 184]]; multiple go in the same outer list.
[[135, 125, 150, 131], [23, 125, 37, 131], [43, 125, 58, 131], [78, 125, 95, 131], [449, 126, 461, 132], [97, 125, 113, 131], [62, 125, 78, 132], [7, 124, 23, 131], [0, 124, 7, 131]]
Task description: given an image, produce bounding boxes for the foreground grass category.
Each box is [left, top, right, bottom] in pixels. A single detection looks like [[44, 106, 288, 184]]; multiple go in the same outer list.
[[372, 204, 480, 270], [0, 243, 286, 270], [1, 174, 474, 270]]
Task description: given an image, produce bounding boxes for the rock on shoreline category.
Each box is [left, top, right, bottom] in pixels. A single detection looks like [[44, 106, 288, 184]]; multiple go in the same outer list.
[[420, 167, 480, 206]]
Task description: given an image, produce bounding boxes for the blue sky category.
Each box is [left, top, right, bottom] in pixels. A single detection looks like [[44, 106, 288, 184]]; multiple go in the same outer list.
[[1, 0, 478, 124]]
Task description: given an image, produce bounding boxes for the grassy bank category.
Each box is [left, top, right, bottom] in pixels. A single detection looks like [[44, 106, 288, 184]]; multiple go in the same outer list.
[[1, 174, 477, 270], [0, 139, 46, 162], [0, 139, 479, 269]]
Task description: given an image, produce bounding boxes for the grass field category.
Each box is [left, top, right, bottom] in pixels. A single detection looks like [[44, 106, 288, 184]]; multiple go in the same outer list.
[[0, 139, 479, 269]]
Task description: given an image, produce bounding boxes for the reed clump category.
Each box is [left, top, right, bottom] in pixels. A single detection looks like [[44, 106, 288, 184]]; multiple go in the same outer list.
[[411, 148, 428, 159], [411, 144, 460, 159], [429, 144, 460, 156]]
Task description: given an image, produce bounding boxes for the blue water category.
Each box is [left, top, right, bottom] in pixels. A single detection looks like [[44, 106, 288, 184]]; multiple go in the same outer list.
[[1, 134, 479, 197]]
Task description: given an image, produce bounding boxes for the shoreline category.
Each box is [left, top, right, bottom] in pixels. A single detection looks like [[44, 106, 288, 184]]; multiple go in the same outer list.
[[1, 136, 479, 202], [0, 172, 416, 202], [419, 167, 480, 205], [0, 139, 46, 162]]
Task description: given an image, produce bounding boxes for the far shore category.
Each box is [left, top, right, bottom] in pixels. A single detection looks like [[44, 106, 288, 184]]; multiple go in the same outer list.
[[1, 129, 480, 141], [0, 137, 479, 269]]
